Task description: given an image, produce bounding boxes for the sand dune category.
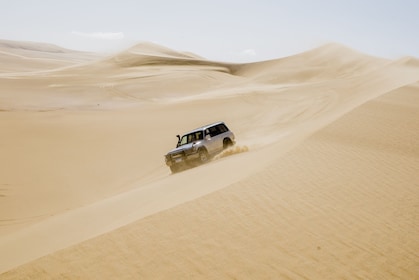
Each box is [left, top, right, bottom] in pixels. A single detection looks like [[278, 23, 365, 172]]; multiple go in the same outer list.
[[0, 40, 418, 278], [232, 43, 390, 83], [0, 39, 102, 73]]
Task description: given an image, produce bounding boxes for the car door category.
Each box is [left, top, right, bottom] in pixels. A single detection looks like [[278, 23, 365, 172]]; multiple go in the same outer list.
[[202, 127, 216, 155], [203, 128, 214, 154]]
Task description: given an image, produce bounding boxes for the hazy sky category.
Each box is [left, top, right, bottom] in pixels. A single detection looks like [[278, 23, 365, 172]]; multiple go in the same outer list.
[[1, 0, 418, 62]]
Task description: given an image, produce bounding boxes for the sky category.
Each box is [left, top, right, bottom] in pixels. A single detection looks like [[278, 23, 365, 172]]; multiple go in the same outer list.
[[1, 0, 418, 62]]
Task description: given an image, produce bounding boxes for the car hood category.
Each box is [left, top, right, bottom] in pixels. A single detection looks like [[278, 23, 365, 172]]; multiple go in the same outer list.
[[166, 143, 194, 155]]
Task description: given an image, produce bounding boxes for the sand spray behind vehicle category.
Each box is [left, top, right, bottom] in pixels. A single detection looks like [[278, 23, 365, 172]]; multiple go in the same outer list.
[[213, 145, 249, 160]]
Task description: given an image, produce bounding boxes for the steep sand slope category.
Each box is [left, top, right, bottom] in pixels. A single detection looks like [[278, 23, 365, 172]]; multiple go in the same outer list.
[[2, 80, 418, 280], [0, 41, 418, 277]]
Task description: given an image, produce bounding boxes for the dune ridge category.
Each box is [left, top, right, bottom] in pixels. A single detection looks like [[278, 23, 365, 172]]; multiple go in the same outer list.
[[0, 40, 418, 278]]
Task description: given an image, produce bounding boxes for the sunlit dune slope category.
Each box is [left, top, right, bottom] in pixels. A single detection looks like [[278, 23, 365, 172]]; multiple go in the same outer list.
[[2, 79, 418, 280]]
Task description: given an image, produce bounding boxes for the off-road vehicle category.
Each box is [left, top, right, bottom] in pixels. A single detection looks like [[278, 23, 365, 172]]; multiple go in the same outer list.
[[164, 122, 235, 173]]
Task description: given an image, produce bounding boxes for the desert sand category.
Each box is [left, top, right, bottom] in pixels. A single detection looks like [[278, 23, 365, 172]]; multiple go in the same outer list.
[[0, 39, 418, 279]]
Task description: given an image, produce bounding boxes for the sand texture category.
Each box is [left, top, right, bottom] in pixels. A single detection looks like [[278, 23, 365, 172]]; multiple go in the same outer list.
[[1, 40, 418, 279]]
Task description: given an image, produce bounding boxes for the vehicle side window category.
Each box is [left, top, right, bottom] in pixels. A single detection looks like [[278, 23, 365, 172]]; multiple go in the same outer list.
[[204, 124, 228, 138], [180, 135, 188, 146], [180, 131, 204, 146], [195, 131, 203, 140], [208, 126, 218, 137], [217, 124, 228, 133]]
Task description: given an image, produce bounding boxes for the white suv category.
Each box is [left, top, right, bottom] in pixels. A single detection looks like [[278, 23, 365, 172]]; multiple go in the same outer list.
[[164, 122, 235, 173]]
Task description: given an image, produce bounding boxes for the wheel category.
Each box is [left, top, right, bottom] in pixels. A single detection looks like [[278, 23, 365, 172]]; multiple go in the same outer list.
[[223, 138, 233, 149], [198, 148, 209, 163], [170, 164, 180, 173]]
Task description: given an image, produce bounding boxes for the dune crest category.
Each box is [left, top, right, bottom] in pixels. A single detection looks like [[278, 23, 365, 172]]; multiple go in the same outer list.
[[0, 40, 418, 278], [108, 41, 233, 72], [118, 41, 200, 59]]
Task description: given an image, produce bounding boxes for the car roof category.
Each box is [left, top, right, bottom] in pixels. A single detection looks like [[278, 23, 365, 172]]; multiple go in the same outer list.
[[184, 121, 225, 135]]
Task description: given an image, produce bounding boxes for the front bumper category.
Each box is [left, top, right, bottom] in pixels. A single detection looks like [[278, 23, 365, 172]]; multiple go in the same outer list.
[[165, 154, 183, 166], [165, 149, 199, 166]]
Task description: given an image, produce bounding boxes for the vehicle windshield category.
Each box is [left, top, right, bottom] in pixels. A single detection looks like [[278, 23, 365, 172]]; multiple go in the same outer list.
[[179, 131, 203, 146]]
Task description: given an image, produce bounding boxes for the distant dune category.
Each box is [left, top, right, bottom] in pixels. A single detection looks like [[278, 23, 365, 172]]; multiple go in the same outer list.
[[0, 39, 103, 73], [0, 40, 418, 279]]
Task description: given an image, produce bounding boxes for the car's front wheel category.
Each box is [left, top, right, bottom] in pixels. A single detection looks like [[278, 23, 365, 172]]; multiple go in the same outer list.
[[170, 164, 181, 173]]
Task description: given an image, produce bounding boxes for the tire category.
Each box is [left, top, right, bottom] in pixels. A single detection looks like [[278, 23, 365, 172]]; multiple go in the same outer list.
[[223, 138, 233, 149], [170, 164, 180, 173], [198, 148, 209, 163]]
